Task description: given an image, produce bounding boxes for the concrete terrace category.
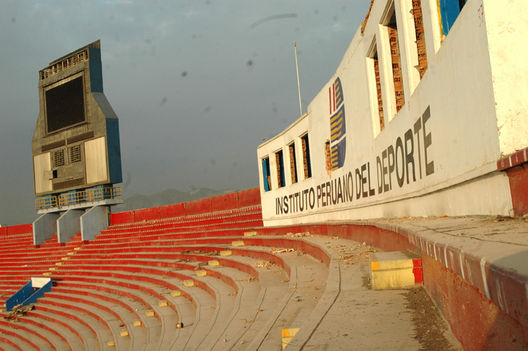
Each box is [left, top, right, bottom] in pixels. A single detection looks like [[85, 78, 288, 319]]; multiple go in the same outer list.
[[0, 188, 478, 350], [1, 189, 525, 349]]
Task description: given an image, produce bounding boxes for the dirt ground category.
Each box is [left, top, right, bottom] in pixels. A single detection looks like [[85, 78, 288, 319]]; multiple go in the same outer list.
[[404, 285, 461, 350]]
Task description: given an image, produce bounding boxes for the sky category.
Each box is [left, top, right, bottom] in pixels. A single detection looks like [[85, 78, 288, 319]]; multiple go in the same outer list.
[[0, 0, 370, 225]]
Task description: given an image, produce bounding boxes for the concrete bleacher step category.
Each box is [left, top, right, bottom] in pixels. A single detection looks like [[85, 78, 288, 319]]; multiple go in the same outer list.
[[0, 199, 266, 350], [106, 206, 261, 231], [51, 271, 191, 349], [40, 295, 130, 351], [169, 283, 216, 351], [198, 268, 263, 350], [0, 328, 41, 351], [14, 314, 79, 351], [48, 287, 149, 351], [188, 267, 256, 350], [166, 268, 238, 351], [101, 217, 263, 238], [55, 280, 165, 348], [0, 322, 53, 351], [0, 333, 28, 351], [32, 304, 103, 351]]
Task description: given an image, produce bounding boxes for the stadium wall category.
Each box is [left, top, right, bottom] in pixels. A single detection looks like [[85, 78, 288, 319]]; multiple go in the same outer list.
[[109, 187, 261, 225], [0, 223, 33, 237], [257, 0, 528, 226]]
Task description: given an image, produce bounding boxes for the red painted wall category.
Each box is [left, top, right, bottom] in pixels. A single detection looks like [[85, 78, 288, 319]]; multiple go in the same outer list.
[[110, 187, 261, 225], [422, 254, 527, 350], [506, 165, 528, 217], [0, 223, 32, 237]]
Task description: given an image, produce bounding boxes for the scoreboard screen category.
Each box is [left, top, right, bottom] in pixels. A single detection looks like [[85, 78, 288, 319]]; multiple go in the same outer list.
[[45, 76, 85, 133]]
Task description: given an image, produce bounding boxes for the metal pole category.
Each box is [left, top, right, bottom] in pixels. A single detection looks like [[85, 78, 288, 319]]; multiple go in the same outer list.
[[294, 41, 303, 116]]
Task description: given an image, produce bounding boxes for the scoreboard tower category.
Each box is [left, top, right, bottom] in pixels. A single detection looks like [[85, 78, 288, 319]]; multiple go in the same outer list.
[[31, 41, 122, 244]]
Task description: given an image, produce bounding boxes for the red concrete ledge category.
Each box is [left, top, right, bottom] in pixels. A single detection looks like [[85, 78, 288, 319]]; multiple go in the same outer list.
[[497, 146, 528, 216], [497, 147, 528, 171]]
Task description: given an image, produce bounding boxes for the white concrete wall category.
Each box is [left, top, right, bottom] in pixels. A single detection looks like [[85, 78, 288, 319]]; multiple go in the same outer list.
[[483, 0, 528, 156], [257, 0, 523, 226], [57, 209, 83, 244], [81, 205, 109, 241], [33, 212, 60, 245]]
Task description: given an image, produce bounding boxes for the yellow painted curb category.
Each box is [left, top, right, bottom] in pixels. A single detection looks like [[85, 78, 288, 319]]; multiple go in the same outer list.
[[220, 250, 232, 256], [281, 328, 300, 349], [208, 260, 220, 267], [195, 270, 207, 277], [370, 259, 414, 271], [184, 280, 195, 287], [244, 231, 257, 237], [232, 240, 244, 247]]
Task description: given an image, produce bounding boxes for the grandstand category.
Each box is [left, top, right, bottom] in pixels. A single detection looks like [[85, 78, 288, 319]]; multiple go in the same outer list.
[[1, 189, 431, 350]]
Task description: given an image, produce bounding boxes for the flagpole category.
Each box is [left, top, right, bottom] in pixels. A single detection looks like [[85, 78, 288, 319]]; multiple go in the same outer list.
[[294, 41, 303, 117]]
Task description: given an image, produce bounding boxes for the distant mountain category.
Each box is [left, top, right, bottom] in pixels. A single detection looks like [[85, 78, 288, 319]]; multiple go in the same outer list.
[[113, 187, 236, 213]]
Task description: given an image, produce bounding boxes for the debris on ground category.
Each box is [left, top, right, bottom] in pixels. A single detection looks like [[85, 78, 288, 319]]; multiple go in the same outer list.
[[253, 261, 274, 269], [286, 232, 312, 238], [271, 247, 295, 254], [4, 304, 35, 321]]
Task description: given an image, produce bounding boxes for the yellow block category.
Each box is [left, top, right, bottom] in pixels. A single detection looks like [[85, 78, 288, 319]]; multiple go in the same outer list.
[[42, 272, 52, 276], [74, 247, 81, 251], [208, 260, 220, 267], [120, 330, 129, 337], [195, 270, 207, 277], [232, 240, 244, 247], [55, 262, 63, 266], [371, 269, 415, 290], [158, 301, 168, 307], [184, 280, 195, 287], [106, 341, 115, 347], [244, 231, 257, 237], [281, 328, 300, 349], [145, 311, 155, 317], [61, 257, 69, 261], [67, 251, 75, 256], [220, 250, 232, 256], [133, 320, 142, 327], [171, 291, 182, 297], [48, 267, 57, 271], [370, 259, 414, 271]]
